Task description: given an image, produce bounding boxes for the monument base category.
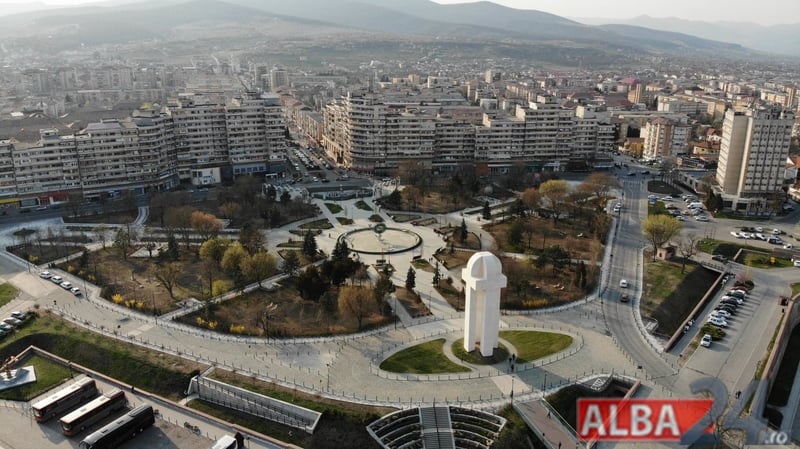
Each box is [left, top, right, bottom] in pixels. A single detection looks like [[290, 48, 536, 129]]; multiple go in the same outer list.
[[0, 366, 37, 392]]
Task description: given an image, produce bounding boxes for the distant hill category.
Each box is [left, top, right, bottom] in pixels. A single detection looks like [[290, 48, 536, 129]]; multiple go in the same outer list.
[[577, 15, 800, 57], [0, 0, 763, 58]]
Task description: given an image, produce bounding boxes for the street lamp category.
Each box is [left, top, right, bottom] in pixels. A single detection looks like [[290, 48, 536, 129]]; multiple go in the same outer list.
[[326, 363, 331, 392]]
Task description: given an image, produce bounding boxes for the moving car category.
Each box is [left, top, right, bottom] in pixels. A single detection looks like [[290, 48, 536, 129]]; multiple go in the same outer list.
[[711, 254, 728, 262], [620, 293, 630, 303], [700, 334, 712, 347], [619, 279, 629, 288]]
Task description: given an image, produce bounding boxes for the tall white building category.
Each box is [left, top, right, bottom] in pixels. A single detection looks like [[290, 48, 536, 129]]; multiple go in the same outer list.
[[715, 104, 794, 213]]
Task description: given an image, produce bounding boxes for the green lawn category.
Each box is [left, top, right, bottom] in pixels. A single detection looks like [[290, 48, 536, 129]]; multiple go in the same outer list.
[[336, 217, 354, 225], [0, 354, 72, 401], [0, 314, 204, 401], [411, 259, 435, 272], [792, 283, 800, 297], [299, 219, 334, 230], [354, 200, 373, 211], [642, 261, 718, 336], [380, 339, 469, 373], [499, 331, 573, 364], [741, 251, 793, 269], [325, 203, 343, 214], [451, 339, 509, 365], [697, 238, 762, 258], [0, 283, 19, 308]]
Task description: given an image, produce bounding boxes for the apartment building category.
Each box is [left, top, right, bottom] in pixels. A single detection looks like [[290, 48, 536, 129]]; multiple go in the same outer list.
[[715, 103, 794, 213], [641, 118, 691, 160], [322, 92, 614, 174], [0, 92, 287, 205]]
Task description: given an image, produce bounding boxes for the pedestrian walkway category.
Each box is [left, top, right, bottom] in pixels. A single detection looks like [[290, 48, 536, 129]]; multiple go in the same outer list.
[[514, 399, 580, 449]]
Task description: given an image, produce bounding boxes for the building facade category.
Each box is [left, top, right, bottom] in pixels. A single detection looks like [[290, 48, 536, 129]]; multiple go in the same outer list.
[[641, 118, 691, 160], [322, 92, 614, 174], [714, 104, 794, 213]]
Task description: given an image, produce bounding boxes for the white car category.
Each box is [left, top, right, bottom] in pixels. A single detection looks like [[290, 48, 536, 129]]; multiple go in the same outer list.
[[740, 232, 752, 239], [70, 287, 82, 296], [754, 233, 767, 241], [721, 296, 744, 305], [794, 260, 800, 268], [711, 309, 731, 318], [700, 334, 712, 347], [784, 244, 794, 249], [39, 271, 52, 279], [676, 216, 686, 221], [730, 231, 741, 238], [59, 281, 72, 290], [51, 275, 63, 283], [707, 316, 728, 327], [695, 215, 709, 221], [619, 279, 629, 288], [755, 227, 764, 233], [772, 229, 782, 235]]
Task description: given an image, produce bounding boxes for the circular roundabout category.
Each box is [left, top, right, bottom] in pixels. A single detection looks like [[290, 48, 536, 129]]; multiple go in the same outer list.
[[338, 226, 422, 255]]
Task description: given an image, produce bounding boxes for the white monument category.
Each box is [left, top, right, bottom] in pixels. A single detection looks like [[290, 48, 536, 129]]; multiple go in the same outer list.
[[462, 252, 506, 357]]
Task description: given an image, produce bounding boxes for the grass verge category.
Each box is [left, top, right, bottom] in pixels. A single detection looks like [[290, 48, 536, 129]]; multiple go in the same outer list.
[[0, 353, 72, 401], [380, 339, 469, 373], [354, 200, 373, 211], [324, 203, 343, 214], [792, 283, 800, 297], [299, 219, 333, 230], [499, 330, 573, 364], [641, 261, 717, 336], [740, 251, 793, 268], [0, 313, 205, 400], [0, 283, 19, 308]]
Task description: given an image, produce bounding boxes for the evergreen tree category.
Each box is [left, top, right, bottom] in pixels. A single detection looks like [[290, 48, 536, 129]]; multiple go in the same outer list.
[[405, 266, 416, 291], [459, 218, 468, 243], [166, 233, 180, 260], [432, 261, 441, 286], [282, 250, 300, 277], [332, 239, 350, 262], [302, 231, 318, 258], [482, 201, 491, 220]]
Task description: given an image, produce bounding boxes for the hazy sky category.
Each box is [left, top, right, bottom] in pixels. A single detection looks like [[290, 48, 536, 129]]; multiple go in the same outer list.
[[0, 0, 796, 26], [432, 0, 797, 25]]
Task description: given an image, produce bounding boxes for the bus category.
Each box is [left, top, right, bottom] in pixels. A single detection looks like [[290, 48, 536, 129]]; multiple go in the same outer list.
[[60, 389, 127, 436], [79, 404, 155, 449], [31, 378, 98, 423], [211, 435, 239, 449]]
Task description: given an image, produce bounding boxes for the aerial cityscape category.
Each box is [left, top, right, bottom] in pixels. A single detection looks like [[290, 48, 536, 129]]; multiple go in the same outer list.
[[0, 0, 799, 448]]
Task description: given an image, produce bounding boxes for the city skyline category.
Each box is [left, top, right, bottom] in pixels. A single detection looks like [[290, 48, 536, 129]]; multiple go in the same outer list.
[[0, 0, 796, 26]]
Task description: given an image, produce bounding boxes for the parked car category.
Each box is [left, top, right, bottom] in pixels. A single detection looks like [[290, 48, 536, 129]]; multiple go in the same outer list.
[[794, 260, 800, 268], [676, 215, 686, 221], [768, 237, 783, 245], [700, 334, 713, 347], [730, 231, 742, 239], [39, 271, 52, 279], [716, 305, 737, 315], [754, 233, 767, 241], [708, 316, 728, 327], [70, 287, 82, 296], [50, 275, 63, 283], [10, 311, 26, 320], [695, 215, 710, 221], [740, 233, 752, 239], [3, 317, 21, 327], [783, 244, 794, 249], [60, 281, 72, 290], [0, 323, 12, 332], [721, 299, 742, 307], [772, 229, 782, 235], [711, 309, 732, 318], [727, 289, 747, 297]]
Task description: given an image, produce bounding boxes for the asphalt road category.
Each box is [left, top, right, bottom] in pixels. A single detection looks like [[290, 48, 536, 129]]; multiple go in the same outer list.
[[603, 175, 678, 384]]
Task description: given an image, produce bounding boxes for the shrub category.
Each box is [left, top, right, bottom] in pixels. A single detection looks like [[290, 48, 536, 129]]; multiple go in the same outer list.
[[112, 293, 124, 305]]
